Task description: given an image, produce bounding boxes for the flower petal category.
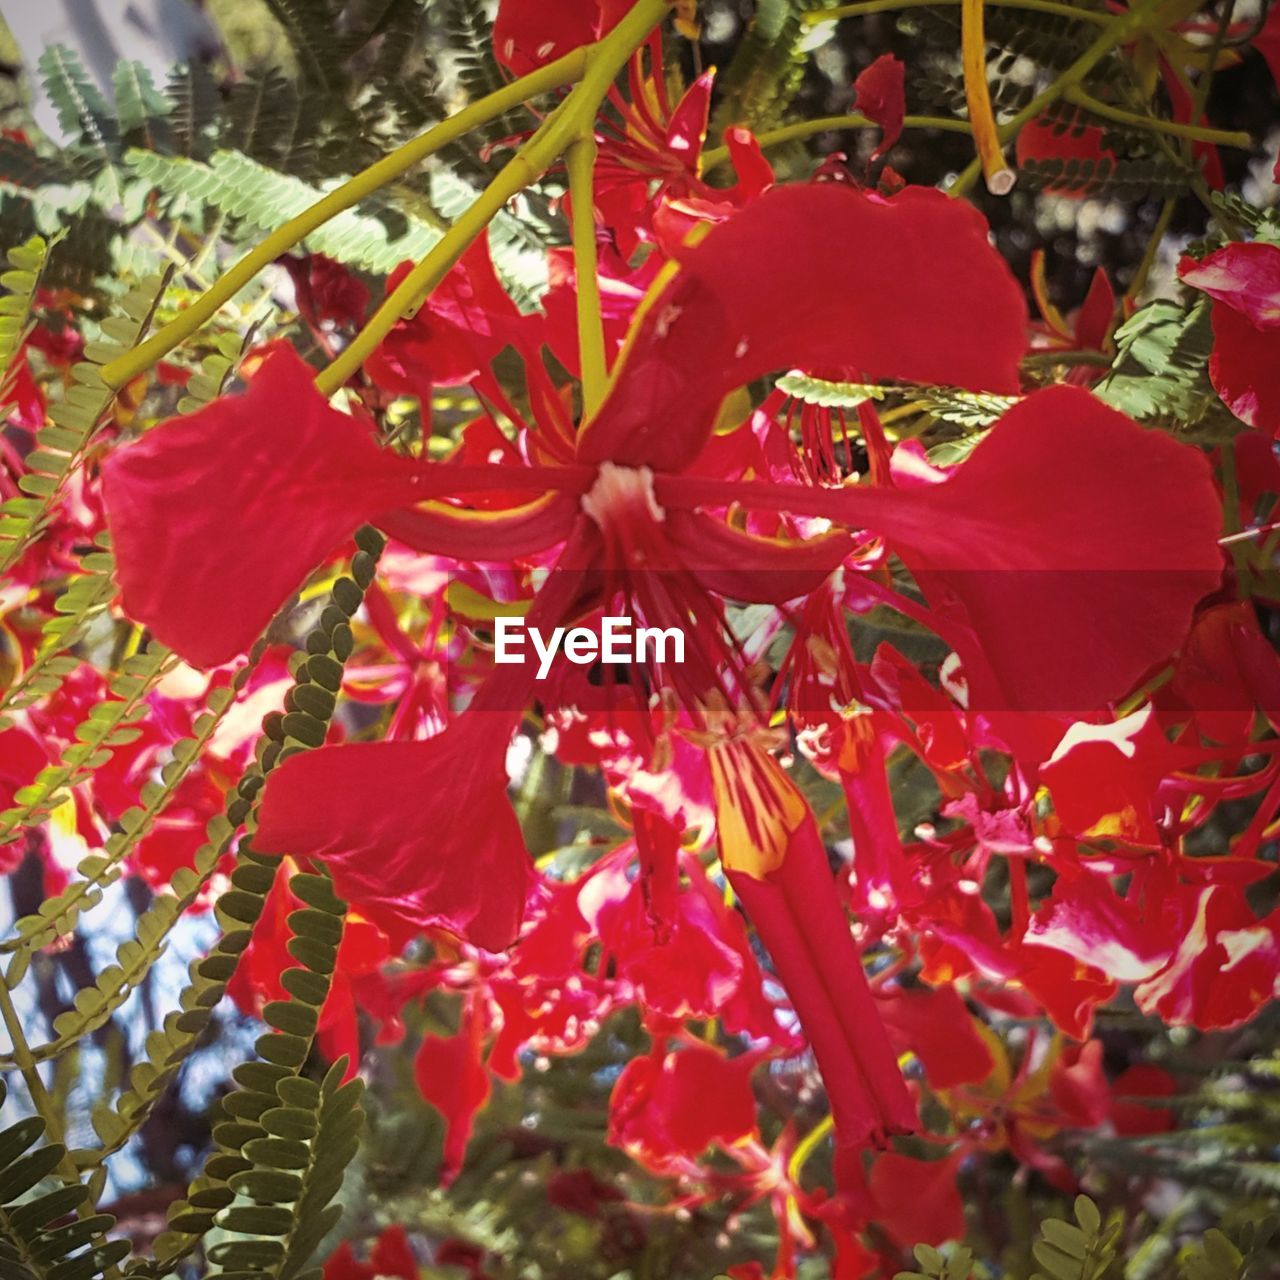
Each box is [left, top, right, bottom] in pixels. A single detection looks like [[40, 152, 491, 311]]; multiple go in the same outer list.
[[255, 719, 530, 952], [661, 385, 1222, 711], [895, 387, 1223, 711], [102, 346, 426, 668], [578, 183, 1027, 473], [853, 54, 906, 159], [1179, 242, 1280, 330], [378, 492, 580, 560], [1205, 302, 1280, 435]]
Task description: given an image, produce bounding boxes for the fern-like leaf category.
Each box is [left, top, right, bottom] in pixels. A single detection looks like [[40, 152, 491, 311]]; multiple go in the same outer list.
[[112, 61, 173, 153]]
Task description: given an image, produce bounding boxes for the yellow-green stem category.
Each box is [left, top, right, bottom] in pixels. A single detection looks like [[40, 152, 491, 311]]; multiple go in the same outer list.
[[806, 0, 1109, 24], [99, 48, 590, 390], [567, 132, 609, 417], [315, 0, 672, 398], [702, 112, 972, 169], [787, 1113, 835, 1182], [948, 0, 1172, 198], [1064, 85, 1252, 147]]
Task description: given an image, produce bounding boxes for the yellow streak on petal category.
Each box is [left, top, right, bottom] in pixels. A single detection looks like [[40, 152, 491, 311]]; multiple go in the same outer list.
[[710, 741, 809, 880]]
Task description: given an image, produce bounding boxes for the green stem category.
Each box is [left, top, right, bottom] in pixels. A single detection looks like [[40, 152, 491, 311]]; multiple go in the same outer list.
[[567, 132, 609, 417], [315, 0, 673, 398], [1064, 85, 1252, 147], [806, 0, 1110, 23], [948, 0, 1174, 198], [1125, 196, 1176, 302], [98, 48, 591, 390], [702, 112, 972, 168]]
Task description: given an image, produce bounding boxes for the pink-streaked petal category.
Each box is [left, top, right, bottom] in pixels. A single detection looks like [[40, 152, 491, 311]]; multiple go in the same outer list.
[[1180, 242, 1280, 330]]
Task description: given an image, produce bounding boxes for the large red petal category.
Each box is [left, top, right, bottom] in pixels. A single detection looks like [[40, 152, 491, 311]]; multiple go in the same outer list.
[[894, 387, 1223, 711], [1205, 302, 1280, 436], [868, 1151, 966, 1248], [102, 347, 426, 668], [255, 718, 530, 952], [577, 183, 1027, 473]]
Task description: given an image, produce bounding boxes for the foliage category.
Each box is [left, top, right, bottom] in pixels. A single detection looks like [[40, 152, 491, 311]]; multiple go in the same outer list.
[[0, 1, 1277, 1278]]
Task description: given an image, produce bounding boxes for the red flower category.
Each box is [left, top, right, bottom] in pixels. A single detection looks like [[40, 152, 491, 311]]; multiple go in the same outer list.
[[878, 985, 994, 1091], [1135, 886, 1280, 1028], [366, 237, 533, 406], [255, 709, 532, 952], [1039, 705, 1176, 845], [105, 182, 1220, 968], [865, 1151, 966, 1248], [101, 346, 426, 668], [1109, 1064, 1177, 1137], [279, 253, 370, 330]]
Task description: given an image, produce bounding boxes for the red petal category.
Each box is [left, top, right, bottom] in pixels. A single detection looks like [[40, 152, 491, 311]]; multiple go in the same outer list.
[[493, 0, 609, 74], [853, 54, 906, 159], [368, 1228, 418, 1280], [1109, 1064, 1177, 1136], [865, 385, 1222, 711], [665, 385, 1222, 711], [255, 718, 530, 951], [414, 1003, 492, 1184], [666, 508, 854, 603], [608, 1045, 758, 1166], [377, 492, 579, 560], [1039, 706, 1171, 845], [868, 1151, 966, 1247], [1074, 267, 1115, 351], [101, 347, 425, 668], [578, 183, 1027, 473], [878, 985, 994, 1090], [1135, 886, 1280, 1029], [1205, 302, 1280, 435], [1180, 242, 1280, 330], [1014, 116, 1115, 198]]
